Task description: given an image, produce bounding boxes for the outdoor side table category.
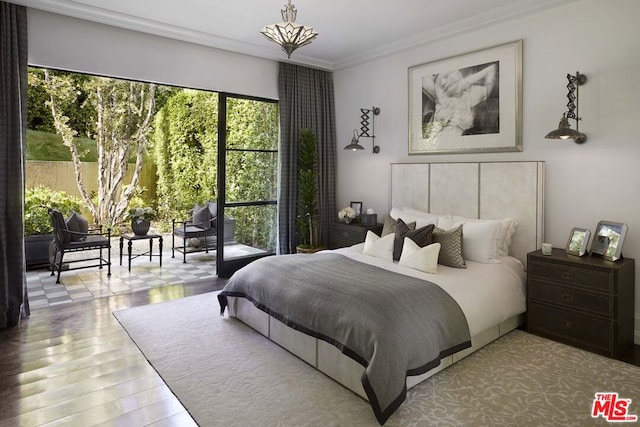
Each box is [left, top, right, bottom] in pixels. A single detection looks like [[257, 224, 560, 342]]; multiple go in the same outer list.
[[119, 233, 163, 272]]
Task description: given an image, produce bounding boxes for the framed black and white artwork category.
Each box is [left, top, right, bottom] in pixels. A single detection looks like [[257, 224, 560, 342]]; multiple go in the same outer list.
[[408, 40, 523, 154]]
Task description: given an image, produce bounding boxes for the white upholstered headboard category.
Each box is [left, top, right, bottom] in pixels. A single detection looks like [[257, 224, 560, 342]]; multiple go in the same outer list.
[[390, 161, 545, 265]]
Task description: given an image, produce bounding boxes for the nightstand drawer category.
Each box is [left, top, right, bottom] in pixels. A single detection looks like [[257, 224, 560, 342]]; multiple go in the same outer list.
[[529, 279, 612, 317], [334, 226, 365, 242], [528, 303, 612, 355], [330, 223, 382, 249], [332, 238, 356, 248], [529, 261, 611, 292]]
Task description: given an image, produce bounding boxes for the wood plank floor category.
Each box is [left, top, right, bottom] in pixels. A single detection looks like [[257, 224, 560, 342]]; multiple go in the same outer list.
[[4, 277, 640, 426], [0, 278, 226, 427]]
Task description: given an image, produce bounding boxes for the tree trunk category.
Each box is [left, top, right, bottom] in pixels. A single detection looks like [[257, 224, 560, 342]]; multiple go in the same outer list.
[[43, 70, 156, 227]]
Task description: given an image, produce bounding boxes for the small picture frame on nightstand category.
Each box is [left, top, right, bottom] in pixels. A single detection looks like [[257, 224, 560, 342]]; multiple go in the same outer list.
[[565, 227, 590, 257], [350, 201, 362, 222], [590, 221, 628, 261]]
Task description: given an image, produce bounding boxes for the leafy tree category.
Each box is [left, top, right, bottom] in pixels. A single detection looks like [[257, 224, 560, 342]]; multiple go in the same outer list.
[[32, 68, 157, 227], [27, 68, 94, 137]]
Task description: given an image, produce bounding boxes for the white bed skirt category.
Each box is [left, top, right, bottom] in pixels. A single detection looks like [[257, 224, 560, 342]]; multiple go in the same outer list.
[[226, 296, 524, 400]]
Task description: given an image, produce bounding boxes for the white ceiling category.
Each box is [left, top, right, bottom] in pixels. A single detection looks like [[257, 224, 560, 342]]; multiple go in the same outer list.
[[10, 0, 576, 70]]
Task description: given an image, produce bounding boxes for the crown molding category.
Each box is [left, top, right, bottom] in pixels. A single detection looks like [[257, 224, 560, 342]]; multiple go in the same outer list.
[[333, 0, 578, 70]]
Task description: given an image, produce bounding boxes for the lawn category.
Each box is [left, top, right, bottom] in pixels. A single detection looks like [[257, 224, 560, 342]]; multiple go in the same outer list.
[[26, 129, 137, 163]]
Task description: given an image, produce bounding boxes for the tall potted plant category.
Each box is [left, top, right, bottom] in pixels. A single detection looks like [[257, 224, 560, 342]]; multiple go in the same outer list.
[[295, 128, 323, 253], [24, 186, 83, 267]]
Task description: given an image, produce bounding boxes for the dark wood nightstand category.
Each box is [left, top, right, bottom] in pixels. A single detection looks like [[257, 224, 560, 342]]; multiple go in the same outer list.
[[527, 248, 635, 359], [330, 222, 383, 249]]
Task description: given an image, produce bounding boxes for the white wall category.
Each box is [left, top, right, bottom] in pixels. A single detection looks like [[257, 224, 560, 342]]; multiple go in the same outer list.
[[27, 9, 279, 100], [333, 0, 640, 343]]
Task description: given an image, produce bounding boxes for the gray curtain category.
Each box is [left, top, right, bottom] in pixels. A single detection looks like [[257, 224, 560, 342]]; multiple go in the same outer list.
[[0, 2, 29, 327], [278, 62, 337, 254]]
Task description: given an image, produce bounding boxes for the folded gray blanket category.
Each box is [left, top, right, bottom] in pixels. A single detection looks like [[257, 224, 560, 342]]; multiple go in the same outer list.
[[218, 252, 470, 425]]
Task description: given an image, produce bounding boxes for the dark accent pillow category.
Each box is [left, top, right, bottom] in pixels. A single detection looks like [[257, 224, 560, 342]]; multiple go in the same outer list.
[[432, 225, 466, 268], [381, 214, 396, 236], [75, 212, 88, 233], [206, 201, 217, 227], [382, 214, 416, 237], [65, 212, 86, 242], [206, 201, 217, 219], [393, 220, 434, 261], [74, 212, 89, 241], [192, 205, 211, 229]]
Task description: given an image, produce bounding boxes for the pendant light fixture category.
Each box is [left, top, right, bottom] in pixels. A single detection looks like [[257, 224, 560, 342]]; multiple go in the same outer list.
[[261, 0, 318, 58]]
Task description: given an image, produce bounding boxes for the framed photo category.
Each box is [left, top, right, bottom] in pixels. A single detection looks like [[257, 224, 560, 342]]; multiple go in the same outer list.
[[565, 227, 590, 257], [408, 40, 523, 155], [589, 221, 628, 261], [350, 201, 362, 222]]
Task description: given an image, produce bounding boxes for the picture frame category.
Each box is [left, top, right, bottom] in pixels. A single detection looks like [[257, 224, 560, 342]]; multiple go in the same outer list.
[[565, 227, 590, 257], [589, 221, 628, 261], [408, 40, 523, 155], [350, 201, 363, 222]]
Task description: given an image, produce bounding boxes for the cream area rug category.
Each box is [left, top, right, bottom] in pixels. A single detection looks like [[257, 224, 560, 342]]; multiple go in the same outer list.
[[114, 292, 640, 426]]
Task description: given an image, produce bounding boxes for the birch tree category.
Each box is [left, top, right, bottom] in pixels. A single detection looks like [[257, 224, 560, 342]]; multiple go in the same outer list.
[[40, 69, 156, 226]]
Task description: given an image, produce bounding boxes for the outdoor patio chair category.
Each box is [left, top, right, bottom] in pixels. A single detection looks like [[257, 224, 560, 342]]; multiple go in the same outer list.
[[49, 209, 111, 284], [172, 201, 217, 263]]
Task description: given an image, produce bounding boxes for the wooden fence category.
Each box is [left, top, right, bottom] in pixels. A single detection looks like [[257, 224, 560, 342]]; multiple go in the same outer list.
[[26, 160, 157, 203]]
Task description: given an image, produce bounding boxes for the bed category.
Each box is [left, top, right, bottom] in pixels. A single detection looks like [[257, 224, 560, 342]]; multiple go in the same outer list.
[[218, 161, 545, 424]]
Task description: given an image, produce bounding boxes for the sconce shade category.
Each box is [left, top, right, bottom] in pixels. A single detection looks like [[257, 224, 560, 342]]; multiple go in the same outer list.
[[344, 130, 365, 151], [545, 113, 587, 144], [261, 0, 318, 58]]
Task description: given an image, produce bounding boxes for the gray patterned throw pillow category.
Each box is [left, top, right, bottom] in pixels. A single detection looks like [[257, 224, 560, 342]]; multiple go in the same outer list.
[[432, 225, 466, 268]]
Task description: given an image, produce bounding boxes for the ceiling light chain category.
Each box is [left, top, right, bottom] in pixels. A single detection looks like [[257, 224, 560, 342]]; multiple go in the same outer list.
[[261, 0, 318, 58], [281, 1, 296, 22]]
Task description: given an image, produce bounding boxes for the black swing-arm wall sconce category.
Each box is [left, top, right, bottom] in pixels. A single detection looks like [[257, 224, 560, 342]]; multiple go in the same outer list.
[[344, 107, 381, 154], [545, 71, 587, 144]]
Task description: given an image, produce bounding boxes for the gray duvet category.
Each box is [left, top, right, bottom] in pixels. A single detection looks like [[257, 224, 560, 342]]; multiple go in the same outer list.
[[218, 252, 470, 425]]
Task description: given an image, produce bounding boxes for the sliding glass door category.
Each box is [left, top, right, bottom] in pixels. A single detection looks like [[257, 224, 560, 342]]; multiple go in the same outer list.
[[216, 93, 278, 278]]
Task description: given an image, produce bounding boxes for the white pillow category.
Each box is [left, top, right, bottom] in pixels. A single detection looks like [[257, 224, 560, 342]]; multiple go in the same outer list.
[[449, 216, 517, 257], [362, 230, 394, 261], [439, 218, 501, 263], [497, 218, 517, 256], [402, 207, 450, 221], [399, 239, 440, 274]]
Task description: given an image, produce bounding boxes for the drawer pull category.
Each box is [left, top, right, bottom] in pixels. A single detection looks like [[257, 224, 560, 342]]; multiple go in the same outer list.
[[561, 293, 574, 303], [342, 232, 349, 238], [562, 319, 573, 329], [561, 271, 573, 281]]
